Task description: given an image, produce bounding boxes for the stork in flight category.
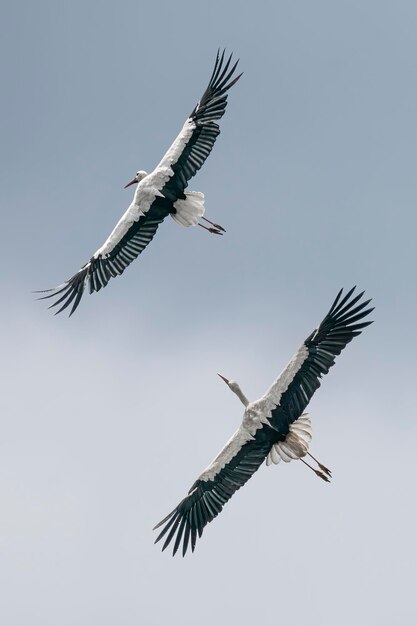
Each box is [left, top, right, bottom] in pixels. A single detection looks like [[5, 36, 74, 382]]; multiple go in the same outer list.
[[38, 50, 242, 316], [154, 287, 373, 556]]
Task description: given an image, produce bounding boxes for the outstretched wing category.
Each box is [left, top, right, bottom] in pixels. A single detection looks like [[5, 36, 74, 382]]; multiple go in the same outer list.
[[37, 198, 170, 316], [261, 287, 374, 434], [155, 49, 242, 201], [154, 428, 272, 557]]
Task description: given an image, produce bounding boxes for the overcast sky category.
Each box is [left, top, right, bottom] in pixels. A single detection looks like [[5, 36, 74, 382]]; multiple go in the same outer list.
[[1, 0, 417, 624]]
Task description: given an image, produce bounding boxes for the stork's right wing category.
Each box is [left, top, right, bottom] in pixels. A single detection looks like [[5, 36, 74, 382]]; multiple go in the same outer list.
[[154, 50, 242, 201], [261, 287, 374, 434]]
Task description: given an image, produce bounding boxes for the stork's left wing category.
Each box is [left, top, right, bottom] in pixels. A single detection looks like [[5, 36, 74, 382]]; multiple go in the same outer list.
[[261, 287, 374, 435], [154, 428, 272, 557], [154, 49, 242, 201], [36, 200, 169, 316]]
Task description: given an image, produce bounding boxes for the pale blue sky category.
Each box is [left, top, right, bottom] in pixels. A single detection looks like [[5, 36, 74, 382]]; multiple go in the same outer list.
[[1, 1, 417, 624]]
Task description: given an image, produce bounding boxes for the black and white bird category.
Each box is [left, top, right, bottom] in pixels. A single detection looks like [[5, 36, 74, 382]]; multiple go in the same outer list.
[[38, 50, 241, 316], [154, 287, 373, 556]]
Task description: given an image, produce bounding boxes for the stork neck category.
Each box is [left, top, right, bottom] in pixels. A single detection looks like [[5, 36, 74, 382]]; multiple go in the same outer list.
[[232, 385, 250, 407]]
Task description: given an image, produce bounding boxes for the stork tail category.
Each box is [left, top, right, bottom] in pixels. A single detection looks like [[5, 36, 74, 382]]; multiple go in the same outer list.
[[171, 191, 205, 227], [266, 413, 312, 466]]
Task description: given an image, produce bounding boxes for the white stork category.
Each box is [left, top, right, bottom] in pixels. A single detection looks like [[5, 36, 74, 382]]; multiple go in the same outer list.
[[154, 287, 373, 556], [38, 50, 241, 316]]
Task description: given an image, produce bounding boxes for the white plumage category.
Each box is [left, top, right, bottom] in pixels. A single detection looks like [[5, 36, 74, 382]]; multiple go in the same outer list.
[[172, 192, 205, 227], [266, 413, 312, 466]]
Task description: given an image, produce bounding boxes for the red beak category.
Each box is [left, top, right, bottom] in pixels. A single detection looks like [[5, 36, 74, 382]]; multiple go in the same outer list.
[[124, 177, 137, 189]]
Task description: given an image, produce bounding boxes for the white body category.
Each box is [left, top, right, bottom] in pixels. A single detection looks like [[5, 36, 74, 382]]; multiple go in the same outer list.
[[266, 413, 312, 465], [96, 121, 204, 258], [172, 192, 205, 227], [200, 345, 310, 481]]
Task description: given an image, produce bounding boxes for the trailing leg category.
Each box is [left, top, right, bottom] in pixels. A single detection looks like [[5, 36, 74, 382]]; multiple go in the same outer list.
[[201, 216, 226, 233], [307, 452, 332, 477], [300, 457, 331, 482]]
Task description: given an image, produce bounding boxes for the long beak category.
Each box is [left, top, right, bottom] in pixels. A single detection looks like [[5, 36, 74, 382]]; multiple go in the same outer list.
[[217, 373, 230, 385], [124, 177, 137, 189]]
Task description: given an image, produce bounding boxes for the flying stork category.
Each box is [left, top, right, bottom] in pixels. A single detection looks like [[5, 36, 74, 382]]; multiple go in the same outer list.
[[38, 50, 242, 316], [154, 287, 373, 556]]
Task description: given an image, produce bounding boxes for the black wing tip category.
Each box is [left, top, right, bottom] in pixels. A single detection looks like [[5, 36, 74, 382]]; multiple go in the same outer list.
[[309, 287, 374, 344], [347, 286, 373, 310], [207, 48, 241, 92], [330, 286, 373, 314], [33, 288, 56, 295], [319, 287, 374, 341], [153, 510, 174, 532], [34, 284, 68, 300], [47, 285, 83, 317], [36, 275, 87, 317], [154, 503, 200, 557], [215, 47, 239, 61]]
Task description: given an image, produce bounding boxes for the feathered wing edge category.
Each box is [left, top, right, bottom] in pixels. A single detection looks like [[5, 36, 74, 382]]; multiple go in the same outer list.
[[190, 48, 243, 122], [35, 212, 166, 316], [153, 435, 272, 557], [267, 286, 374, 432], [306, 286, 374, 357], [35, 266, 90, 317], [160, 49, 242, 198]]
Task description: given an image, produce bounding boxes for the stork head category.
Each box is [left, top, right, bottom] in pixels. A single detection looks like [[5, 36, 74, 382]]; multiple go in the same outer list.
[[217, 373, 236, 391], [124, 170, 148, 188], [217, 373, 250, 407]]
